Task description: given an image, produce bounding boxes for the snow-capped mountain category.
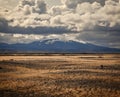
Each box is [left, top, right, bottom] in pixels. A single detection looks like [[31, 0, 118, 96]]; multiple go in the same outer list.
[[0, 39, 120, 53]]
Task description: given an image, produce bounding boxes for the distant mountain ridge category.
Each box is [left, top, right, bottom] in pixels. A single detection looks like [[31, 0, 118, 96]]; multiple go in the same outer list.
[[0, 39, 120, 53]]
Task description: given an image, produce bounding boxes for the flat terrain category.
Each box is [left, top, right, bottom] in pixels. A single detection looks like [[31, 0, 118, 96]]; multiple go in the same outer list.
[[0, 54, 120, 97]]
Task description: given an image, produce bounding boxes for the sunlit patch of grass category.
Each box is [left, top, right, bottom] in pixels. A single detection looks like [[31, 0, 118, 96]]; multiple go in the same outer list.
[[0, 54, 120, 97]]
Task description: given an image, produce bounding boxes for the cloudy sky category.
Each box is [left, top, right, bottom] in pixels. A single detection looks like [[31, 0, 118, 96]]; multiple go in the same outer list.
[[0, 0, 120, 48]]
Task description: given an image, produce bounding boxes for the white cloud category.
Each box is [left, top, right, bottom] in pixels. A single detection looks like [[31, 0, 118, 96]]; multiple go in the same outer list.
[[0, 0, 120, 48], [0, 0, 18, 9], [2, 0, 119, 32], [15, 0, 47, 15], [0, 32, 80, 44]]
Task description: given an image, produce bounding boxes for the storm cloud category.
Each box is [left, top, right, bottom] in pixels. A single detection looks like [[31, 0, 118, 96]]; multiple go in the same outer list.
[[0, 0, 120, 48]]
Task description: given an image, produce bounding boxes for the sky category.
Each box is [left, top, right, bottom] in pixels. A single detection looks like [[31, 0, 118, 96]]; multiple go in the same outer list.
[[0, 0, 120, 48], [0, 0, 61, 9]]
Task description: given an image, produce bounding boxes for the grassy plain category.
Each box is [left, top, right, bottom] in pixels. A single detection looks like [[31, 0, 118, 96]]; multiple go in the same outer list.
[[0, 54, 120, 97]]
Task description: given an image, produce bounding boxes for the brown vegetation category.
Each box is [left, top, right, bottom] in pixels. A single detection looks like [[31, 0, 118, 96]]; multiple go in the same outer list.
[[0, 54, 120, 97]]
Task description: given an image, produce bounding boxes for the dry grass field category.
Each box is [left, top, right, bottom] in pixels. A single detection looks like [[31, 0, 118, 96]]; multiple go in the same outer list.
[[0, 54, 120, 97]]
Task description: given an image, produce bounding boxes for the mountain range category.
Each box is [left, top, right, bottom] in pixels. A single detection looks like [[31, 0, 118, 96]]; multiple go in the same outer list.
[[0, 39, 120, 53]]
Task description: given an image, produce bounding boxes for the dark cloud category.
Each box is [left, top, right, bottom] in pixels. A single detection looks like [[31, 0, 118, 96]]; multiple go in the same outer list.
[[61, 0, 106, 9], [0, 0, 120, 48], [77, 31, 120, 48], [0, 23, 74, 34], [1, 0, 119, 34], [0, 17, 8, 32]]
